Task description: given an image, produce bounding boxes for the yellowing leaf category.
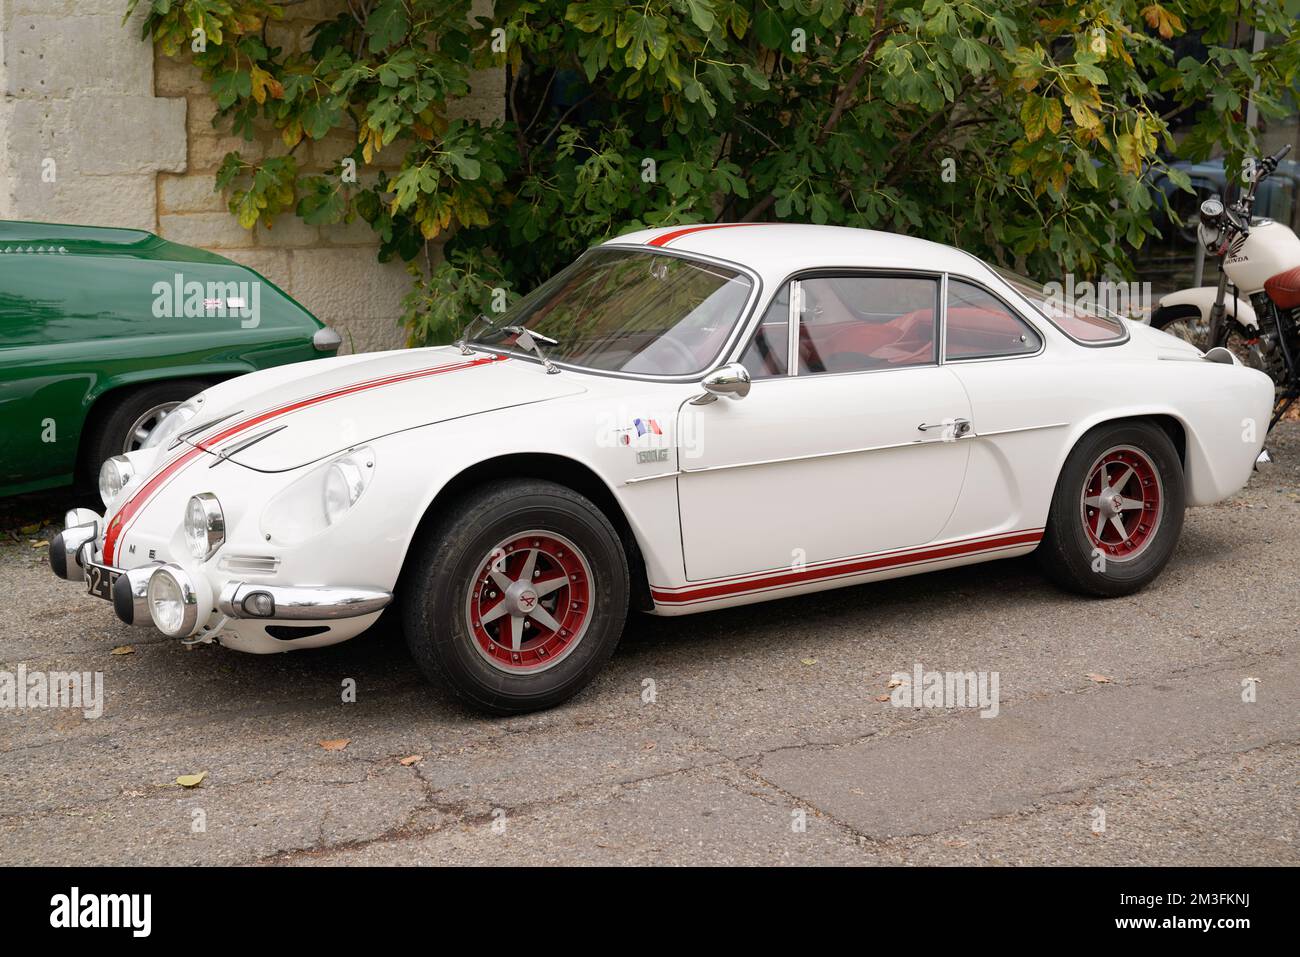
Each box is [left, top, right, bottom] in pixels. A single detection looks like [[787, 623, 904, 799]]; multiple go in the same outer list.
[[110, 645, 134, 656], [1020, 94, 1059, 143], [801, 657, 818, 666], [1085, 673, 1112, 684], [398, 755, 422, 766], [319, 738, 350, 751], [1141, 4, 1184, 40], [176, 772, 207, 788]]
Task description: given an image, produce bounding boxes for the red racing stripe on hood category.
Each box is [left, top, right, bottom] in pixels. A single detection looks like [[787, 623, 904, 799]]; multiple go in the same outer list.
[[103, 353, 506, 564]]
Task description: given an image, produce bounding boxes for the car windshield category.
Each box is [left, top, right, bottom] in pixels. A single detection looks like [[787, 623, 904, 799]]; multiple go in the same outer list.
[[990, 265, 1129, 343], [467, 247, 754, 376]]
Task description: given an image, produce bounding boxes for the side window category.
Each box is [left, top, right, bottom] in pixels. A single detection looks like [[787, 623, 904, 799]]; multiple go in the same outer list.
[[797, 276, 938, 374], [739, 284, 790, 379], [945, 279, 1042, 360]]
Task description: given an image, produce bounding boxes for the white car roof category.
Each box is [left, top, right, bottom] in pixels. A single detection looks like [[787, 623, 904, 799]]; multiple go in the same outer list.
[[603, 223, 999, 285]]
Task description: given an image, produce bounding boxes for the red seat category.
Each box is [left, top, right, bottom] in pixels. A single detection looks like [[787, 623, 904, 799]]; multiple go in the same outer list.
[[1264, 264, 1300, 309]]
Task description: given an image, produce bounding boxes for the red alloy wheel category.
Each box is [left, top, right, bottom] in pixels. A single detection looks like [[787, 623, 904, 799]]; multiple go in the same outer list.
[[465, 531, 593, 674], [1079, 445, 1164, 562]]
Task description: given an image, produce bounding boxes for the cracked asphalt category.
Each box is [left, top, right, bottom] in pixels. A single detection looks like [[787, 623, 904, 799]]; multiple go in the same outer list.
[[1, 424, 1297, 866]]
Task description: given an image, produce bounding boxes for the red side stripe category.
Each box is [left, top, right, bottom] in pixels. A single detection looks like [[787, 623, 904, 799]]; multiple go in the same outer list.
[[103, 354, 506, 564], [646, 223, 770, 247], [651, 530, 1043, 605]]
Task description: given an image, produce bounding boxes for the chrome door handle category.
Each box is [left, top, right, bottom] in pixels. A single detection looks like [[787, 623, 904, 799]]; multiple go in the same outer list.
[[917, 417, 972, 437]]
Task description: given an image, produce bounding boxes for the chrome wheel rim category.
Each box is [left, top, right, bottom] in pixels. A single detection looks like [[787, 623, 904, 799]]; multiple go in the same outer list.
[[1080, 445, 1163, 563], [465, 530, 593, 674], [123, 402, 181, 453]]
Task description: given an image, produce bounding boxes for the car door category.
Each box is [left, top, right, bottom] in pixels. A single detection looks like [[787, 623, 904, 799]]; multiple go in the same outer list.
[[676, 272, 973, 582], [937, 275, 1066, 540]]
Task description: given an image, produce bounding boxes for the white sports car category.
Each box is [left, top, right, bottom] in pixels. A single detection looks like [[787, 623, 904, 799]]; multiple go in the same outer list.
[[50, 224, 1275, 713]]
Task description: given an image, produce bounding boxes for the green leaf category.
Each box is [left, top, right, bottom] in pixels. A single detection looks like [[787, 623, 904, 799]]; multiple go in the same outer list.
[[367, 0, 411, 53], [684, 0, 716, 33], [617, 12, 670, 70]]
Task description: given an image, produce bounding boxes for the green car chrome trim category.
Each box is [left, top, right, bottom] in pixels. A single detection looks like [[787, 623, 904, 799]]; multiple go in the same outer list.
[[0, 219, 340, 497]]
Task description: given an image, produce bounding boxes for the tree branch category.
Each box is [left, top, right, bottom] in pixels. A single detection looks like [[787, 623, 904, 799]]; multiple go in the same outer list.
[[739, 0, 896, 221]]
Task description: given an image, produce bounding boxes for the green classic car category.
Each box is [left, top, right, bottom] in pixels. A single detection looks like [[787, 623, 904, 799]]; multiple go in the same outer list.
[[0, 220, 341, 497]]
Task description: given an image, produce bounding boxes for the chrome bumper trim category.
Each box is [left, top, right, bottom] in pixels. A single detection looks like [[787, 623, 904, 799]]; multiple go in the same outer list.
[[50, 523, 99, 582], [217, 581, 392, 621], [112, 562, 162, 626]]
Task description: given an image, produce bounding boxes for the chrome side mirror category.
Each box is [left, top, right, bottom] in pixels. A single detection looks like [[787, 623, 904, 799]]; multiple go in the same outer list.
[[690, 362, 751, 405]]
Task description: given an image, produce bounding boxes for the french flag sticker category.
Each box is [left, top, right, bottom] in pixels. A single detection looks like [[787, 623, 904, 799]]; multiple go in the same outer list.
[[633, 418, 662, 436]]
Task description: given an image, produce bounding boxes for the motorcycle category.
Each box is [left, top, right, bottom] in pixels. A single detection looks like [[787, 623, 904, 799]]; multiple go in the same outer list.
[[1150, 144, 1300, 431]]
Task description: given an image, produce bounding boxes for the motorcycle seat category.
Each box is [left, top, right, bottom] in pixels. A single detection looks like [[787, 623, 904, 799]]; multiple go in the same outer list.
[[1264, 264, 1300, 309]]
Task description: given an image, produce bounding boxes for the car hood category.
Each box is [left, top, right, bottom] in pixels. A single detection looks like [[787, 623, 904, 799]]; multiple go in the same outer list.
[[180, 347, 586, 471]]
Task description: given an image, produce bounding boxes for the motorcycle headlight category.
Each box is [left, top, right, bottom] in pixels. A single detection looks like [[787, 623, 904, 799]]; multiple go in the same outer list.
[[98, 455, 135, 507], [142, 397, 201, 451], [184, 493, 225, 561]]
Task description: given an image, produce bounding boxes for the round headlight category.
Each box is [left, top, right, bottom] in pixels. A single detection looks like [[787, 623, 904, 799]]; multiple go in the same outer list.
[[322, 450, 372, 525], [184, 493, 225, 561], [146, 565, 198, 637], [142, 398, 199, 451], [98, 455, 135, 507]]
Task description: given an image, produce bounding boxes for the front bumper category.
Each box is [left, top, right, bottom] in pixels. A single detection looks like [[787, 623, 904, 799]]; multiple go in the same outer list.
[[49, 515, 393, 641]]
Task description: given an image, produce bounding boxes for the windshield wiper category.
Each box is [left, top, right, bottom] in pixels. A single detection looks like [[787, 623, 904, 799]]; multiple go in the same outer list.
[[503, 325, 561, 374], [455, 313, 500, 355]]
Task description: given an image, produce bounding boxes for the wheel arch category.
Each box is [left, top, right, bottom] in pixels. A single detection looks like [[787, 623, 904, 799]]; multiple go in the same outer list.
[[402, 452, 654, 612], [1054, 409, 1210, 507], [74, 372, 235, 482], [1062, 411, 1187, 469]]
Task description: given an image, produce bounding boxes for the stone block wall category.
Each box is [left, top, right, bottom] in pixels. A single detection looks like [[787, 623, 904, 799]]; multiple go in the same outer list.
[[0, 0, 504, 354]]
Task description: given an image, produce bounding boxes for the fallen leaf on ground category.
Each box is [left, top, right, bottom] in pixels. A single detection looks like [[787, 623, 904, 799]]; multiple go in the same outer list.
[[30, 540, 48, 549], [801, 657, 817, 666], [1085, 673, 1112, 683], [398, 755, 422, 766], [110, 645, 134, 656], [319, 738, 350, 751], [642, 741, 656, 751], [887, 677, 905, 689], [176, 772, 207, 789], [874, 694, 891, 702], [19, 523, 40, 535]]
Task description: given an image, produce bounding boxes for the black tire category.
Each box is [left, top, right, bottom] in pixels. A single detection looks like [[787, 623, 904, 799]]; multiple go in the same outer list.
[[81, 379, 209, 486], [1038, 421, 1185, 597], [401, 478, 629, 715]]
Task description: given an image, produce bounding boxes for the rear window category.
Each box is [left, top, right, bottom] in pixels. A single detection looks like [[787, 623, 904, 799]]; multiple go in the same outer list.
[[989, 266, 1128, 344]]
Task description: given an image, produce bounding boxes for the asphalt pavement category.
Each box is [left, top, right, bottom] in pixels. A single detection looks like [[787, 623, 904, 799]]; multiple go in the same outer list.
[[1, 424, 1296, 865]]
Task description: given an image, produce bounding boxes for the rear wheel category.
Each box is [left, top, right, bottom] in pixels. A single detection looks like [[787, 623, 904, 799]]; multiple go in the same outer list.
[[1038, 421, 1185, 597], [401, 479, 629, 714]]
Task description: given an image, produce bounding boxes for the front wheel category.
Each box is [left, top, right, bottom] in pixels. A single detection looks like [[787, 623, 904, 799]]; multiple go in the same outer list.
[[401, 479, 629, 714], [1038, 421, 1185, 597]]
